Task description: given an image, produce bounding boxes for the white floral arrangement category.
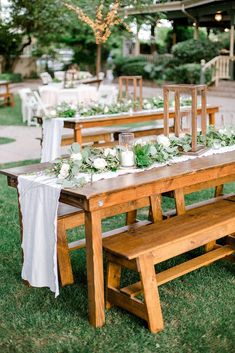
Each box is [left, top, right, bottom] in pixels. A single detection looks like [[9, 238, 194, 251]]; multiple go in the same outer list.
[[52, 143, 120, 187], [50, 126, 235, 188]]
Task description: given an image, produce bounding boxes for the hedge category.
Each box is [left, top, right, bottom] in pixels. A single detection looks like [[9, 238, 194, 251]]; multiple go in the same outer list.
[[0, 72, 22, 83]]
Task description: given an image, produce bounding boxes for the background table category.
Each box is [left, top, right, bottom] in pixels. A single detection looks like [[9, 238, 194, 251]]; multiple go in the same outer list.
[[39, 83, 98, 107], [61, 105, 219, 144], [1, 150, 234, 328]]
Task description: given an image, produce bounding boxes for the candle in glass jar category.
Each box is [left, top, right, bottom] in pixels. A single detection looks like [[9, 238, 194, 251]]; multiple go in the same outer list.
[[120, 150, 135, 167]]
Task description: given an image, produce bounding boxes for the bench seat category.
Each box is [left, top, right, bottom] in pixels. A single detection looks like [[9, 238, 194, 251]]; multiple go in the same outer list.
[[104, 198, 235, 262], [104, 196, 235, 333]]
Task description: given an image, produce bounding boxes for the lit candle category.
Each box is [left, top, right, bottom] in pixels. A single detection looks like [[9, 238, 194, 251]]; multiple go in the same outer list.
[[121, 150, 135, 167]]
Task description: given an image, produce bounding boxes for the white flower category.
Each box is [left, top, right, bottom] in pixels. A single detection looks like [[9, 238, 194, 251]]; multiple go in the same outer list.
[[145, 103, 152, 110], [179, 132, 186, 138], [104, 148, 116, 157], [93, 158, 107, 170], [156, 135, 171, 148], [149, 145, 157, 156], [104, 106, 109, 114], [71, 152, 82, 161], [49, 109, 57, 117], [58, 163, 70, 179], [134, 138, 147, 146], [219, 128, 229, 136]]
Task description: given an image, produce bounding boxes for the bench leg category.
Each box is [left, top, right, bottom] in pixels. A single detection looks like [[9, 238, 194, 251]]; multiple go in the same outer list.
[[57, 220, 74, 286], [126, 210, 137, 225], [106, 261, 121, 309], [137, 254, 164, 333]]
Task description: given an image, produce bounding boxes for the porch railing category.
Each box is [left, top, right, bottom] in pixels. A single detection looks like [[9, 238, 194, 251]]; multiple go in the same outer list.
[[201, 55, 235, 86]]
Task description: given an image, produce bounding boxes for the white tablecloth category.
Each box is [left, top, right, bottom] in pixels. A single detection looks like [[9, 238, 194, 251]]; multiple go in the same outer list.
[[39, 83, 98, 107]]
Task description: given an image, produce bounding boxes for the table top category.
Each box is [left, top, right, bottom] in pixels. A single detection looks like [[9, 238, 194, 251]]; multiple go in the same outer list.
[[1, 150, 235, 209], [61, 105, 219, 129], [0, 80, 10, 85]]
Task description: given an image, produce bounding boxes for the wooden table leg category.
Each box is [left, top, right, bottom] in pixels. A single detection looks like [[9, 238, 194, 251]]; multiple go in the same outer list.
[[74, 127, 83, 144], [85, 210, 105, 327]]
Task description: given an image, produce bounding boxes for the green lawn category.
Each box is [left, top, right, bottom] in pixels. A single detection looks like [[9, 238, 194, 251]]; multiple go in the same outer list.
[[0, 160, 234, 353], [0, 95, 24, 125], [0, 137, 15, 144]]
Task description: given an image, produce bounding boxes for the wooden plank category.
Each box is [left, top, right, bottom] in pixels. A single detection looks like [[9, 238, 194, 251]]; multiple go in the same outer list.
[[57, 219, 74, 286], [121, 246, 234, 298], [106, 261, 121, 309], [103, 200, 235, 260], [68, 220, 151, 251], [137, 254, 164, 333], [107, 287, 147, 321], [174, 188, 185, 215], [149, 194, 162, 222], [84, 210, 105, 327]]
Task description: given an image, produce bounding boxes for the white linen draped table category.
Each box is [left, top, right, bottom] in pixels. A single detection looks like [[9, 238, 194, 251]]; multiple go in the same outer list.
[[38, 83, 98, 107]]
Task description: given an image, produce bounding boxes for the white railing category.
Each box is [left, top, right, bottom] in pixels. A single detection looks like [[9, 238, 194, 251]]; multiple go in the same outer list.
[[201, 55, 235, 86]]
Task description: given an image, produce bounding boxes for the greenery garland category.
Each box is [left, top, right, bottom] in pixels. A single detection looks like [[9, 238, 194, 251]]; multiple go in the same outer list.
[[50, 126, 235, 187]]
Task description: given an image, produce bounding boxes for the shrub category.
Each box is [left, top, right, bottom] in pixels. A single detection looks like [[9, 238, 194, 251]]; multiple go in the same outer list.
[[113, 56, 147, 77], [165, 63, 212, 84], [172, 39, 220, 64], [121, 61, 150, 78], [0, 72, 22, 82]]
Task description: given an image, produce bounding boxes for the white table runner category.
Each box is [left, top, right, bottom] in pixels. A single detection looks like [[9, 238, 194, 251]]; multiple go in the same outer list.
[[18, 174, 61, 297]]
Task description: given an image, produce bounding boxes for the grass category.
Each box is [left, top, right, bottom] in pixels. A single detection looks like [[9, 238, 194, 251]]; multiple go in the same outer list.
[[0, 95, 24, 126], [0, 137, 15, 145], [0, 160, 235, 353]]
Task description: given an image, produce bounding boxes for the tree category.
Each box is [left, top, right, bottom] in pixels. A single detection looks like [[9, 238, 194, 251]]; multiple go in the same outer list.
[[0, 0, 67, 71], [64, 0, 130, 76]]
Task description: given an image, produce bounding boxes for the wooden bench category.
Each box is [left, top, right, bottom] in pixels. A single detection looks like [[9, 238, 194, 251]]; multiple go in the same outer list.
[[103, 194, 235, 333]]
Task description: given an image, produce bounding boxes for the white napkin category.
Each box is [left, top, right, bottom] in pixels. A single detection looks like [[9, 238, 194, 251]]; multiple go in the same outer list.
[[18, 174, 61, 297], [41, 118, 64, 163]]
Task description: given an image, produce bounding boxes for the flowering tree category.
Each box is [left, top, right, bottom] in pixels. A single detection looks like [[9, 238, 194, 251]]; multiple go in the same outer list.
[[64, 0, 130, 77]]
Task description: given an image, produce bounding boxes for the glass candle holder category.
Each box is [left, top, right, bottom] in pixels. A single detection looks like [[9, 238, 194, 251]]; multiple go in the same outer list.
[[119, 132, 135, 167]]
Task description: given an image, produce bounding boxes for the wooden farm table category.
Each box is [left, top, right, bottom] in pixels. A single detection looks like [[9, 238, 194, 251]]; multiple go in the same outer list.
[[1, 149, 234, 328], [58, 105, 219, 144]]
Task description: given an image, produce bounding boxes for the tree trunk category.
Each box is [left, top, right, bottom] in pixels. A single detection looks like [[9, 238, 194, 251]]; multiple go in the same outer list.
[[96, 43, 102, 78]]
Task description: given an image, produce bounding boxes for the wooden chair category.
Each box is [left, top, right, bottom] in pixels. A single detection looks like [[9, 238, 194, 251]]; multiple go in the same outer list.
[[119, 76, 143, 109], [0, 81, 14, 107], [103, 192, 235, 333]]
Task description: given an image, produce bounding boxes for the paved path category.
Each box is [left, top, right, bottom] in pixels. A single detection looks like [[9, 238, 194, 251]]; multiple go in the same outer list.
[[0, 82, 234, 164]]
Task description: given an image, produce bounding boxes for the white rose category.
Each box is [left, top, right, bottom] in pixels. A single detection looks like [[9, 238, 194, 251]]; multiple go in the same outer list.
[[93, 158, 107, 170], [179, 132, 186, 138], [71, 152, 82, 161], [145, 103, 152, 110], [149, 145, 157, 156], [156, 135, 171, 148], [104, 106, 109, 114], [58, 163, 70, 179], [134, 138, 146, 146], [104, 148, 116, 157], [219, 128, 228, 135], [50, 110, 57, 117]]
